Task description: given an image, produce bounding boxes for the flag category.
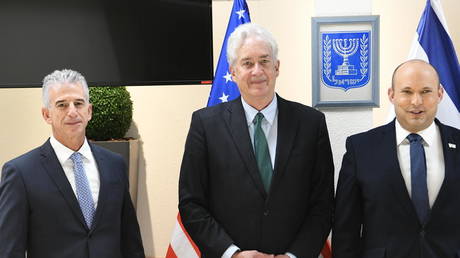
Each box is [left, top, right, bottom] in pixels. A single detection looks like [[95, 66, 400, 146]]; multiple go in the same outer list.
[[166, 1, 250, 257], [165, 214, 200, 258], [207, 0, 251, 107], [320, 240, 332, 258], [388, 0, 460, 129], [167, 0, 332, 256]]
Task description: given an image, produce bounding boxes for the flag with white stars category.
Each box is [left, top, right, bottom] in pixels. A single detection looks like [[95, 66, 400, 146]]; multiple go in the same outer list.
[[167, 4, 252, 257], [207, 0, 251, 107]]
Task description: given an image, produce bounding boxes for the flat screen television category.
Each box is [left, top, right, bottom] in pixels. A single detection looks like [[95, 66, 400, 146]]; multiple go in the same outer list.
[[0, 0, 213, 88]]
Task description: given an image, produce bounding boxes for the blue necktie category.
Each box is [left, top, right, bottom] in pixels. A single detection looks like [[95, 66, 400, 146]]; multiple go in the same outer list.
[[253, 112, 273, 192], [70, 152, 95, 228], [407, 133, 429, 224]]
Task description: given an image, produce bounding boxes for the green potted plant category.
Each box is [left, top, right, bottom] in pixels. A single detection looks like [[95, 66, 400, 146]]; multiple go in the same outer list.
[[86, 86, 133, 141], [86, 86, 139, 207]]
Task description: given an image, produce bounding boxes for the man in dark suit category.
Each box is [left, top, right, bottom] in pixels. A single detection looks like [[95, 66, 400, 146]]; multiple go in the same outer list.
[[179, 23, 334, 258], [333, 59, 460, 258], [0, 69, 145, 258]]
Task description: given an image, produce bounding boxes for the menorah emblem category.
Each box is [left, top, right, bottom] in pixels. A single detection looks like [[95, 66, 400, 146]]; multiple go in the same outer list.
[[332, 38, 359, 75], [321, 31, 370, 90]]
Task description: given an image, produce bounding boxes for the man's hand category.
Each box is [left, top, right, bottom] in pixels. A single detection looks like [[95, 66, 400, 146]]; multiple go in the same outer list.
[[274, 255, 290, 258], [232, 250, 275, 258]]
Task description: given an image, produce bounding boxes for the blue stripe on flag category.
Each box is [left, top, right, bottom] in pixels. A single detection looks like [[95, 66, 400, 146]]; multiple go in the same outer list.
[[207, 0, 251, 107], [417, 0, 460, 112]]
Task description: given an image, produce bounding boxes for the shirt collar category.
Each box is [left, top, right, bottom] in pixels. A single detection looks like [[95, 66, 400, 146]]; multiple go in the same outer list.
[[395, 119, 437, 147], [241, 94, 278, 127], [50, 136, 92, 164]]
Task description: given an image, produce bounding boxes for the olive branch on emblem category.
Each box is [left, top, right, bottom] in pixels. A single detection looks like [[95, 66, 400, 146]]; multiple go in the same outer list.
[[360, 34, 369, 78], [323, 35, 332, 80]]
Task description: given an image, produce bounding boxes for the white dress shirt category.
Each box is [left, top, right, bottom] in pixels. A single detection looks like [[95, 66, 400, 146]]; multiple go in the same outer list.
[[241, 95, 278, 168], [49, 136, 100, 208], [222, 96, 296, 258], [395, 120, 445, 207]]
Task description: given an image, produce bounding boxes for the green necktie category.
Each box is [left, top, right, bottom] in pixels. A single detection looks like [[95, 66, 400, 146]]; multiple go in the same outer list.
[[253, 112, 273, 192]]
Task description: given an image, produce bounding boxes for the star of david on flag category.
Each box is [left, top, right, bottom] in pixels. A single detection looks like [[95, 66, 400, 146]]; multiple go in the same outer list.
[[206, 0, 251, 107]]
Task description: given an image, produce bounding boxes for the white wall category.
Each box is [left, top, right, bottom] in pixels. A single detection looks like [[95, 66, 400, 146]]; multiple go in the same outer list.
[[313, 0, 373, 185]]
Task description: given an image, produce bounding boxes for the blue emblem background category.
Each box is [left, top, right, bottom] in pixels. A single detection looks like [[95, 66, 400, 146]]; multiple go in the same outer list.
[[321, 31, 371, 91]]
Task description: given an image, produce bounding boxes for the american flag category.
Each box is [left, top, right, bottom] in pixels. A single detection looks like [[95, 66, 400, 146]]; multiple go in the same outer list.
[[166, 1, 250, 256], [207, 0, 251, 107]]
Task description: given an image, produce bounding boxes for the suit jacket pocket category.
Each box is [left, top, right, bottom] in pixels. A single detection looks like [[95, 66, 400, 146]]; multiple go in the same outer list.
[[362, 248, 385, 258]]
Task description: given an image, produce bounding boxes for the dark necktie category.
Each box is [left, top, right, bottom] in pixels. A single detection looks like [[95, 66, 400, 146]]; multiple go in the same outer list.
[[407, 133, 429, 224], [253, 112, 273, 192], [70, 152, 95, 228]]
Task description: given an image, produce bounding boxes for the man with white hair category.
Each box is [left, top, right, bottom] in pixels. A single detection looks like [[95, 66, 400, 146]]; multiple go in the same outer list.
[[179, 23, 334, 258], [0, 69, 145, 258]]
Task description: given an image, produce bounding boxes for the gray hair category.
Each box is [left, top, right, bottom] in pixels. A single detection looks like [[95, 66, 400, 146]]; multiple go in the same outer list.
[[226, 23, 278, 67], [42, 69, 89, 108]]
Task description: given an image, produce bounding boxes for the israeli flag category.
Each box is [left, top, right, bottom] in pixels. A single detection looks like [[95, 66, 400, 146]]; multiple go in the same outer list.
[[406, 0, 460, 129], [207, 0, 251, 107]]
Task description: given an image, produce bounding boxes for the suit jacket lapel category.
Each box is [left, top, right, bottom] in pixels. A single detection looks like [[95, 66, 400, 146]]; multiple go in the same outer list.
[[88, 143, 108, 231], [382, 121, 419, 219], [39, 139, 88, 229], [225, 97, 267, 199], [271, 96, 298, 194], [431, 120, 460, 214]]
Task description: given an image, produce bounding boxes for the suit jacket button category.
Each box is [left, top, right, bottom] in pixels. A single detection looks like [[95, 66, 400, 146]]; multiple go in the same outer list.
[[420, 230, 425, 237], [264, 210, 269, 216]]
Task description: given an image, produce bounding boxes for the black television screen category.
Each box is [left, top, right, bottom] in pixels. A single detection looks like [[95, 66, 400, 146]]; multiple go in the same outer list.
[[0, 0, 213, 88]]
